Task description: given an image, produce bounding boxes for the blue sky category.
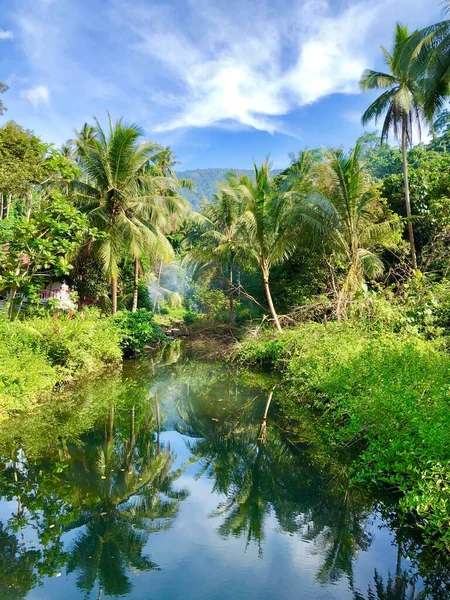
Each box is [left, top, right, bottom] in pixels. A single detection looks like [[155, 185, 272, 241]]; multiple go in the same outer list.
[[0, 0, 443, 170]]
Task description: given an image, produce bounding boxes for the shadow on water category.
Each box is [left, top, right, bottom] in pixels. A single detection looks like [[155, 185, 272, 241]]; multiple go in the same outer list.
[[0, 342, 449, 599]]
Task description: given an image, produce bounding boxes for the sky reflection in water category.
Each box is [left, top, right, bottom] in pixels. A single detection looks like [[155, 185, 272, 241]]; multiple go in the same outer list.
[[0, 346, 448, 600]]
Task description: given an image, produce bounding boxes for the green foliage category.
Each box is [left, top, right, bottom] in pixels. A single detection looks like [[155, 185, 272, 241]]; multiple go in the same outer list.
[[237, 322, 450, 550], [113, 309, 161, 353], [182, 309, 199, 325], [193, 285, 231, 322], [0, 310, 122, 416], [0, 121, 47, 198], [0, 191, 91, 304], [0, 82, 7, 116], [176, 168, 280, 209]]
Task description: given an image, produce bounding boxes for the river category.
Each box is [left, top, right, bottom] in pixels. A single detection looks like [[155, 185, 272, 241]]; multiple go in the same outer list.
[[0, 344, 448, 599]]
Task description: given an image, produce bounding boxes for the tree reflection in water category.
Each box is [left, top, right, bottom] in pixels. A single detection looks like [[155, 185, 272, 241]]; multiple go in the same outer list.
[[0, 356, 449, 599], [177, 379, 372, 582], [0, 368, 188, 599], [62, 403, 188, 597]]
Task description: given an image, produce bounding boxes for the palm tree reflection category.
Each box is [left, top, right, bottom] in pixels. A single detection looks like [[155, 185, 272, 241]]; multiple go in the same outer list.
[[61, 401, 188, 598], [179, 383, 372, 581]]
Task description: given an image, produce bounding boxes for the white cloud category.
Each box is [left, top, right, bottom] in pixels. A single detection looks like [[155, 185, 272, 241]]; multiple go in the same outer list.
[[0, 29, 14, 40], [5, 0, 442, 147], [344, 111, 364, 125], [20, 84, 50, 107], [117, 0, 391, 134]]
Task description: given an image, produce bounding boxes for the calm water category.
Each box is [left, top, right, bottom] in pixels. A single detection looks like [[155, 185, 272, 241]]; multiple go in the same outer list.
[[0, 344, 449, 600]]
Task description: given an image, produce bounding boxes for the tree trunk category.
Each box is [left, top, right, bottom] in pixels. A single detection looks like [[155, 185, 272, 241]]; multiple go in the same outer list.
[[111, 277, 117, 314], [402, 116, 418, 270], [6, 195, 11, 219], [153, 260, 163, 311], [155, 393, 161, 454], [132, 256, 139, 312], [262, 267, 282, 331], [228, 263, 235, 325], [8, 286, 17, 318], [0, 194, 3, 220], [258, 389, 274, 442], [107, 406, 115, 444], [25, 192, 32, 222]]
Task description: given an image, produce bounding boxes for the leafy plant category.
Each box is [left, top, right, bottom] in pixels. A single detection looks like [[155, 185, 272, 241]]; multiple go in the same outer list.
[[114, 309, 162, 354]]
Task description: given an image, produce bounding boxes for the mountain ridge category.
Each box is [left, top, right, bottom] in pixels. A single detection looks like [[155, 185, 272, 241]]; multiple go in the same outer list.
[[176, 167, 282, 209]]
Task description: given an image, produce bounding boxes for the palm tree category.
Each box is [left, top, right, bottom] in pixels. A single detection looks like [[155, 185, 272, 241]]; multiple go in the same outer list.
[[408, 2, 450, 123], [317, 141, 400, 318], [143, 147, 192, 313], [187, 173, 246, 324], [360, 24, 425, 270], [73, 116, 179, 313], [235, 159, 321, 331]]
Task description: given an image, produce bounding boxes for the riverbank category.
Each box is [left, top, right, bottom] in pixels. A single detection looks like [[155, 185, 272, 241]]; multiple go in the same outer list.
[[0, 310, 122, 417], [0, 308, 164, 418], [236, 322, 450, 551]]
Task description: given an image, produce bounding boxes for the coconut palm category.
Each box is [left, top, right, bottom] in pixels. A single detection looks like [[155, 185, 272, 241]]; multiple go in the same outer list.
[[73, 116, 182, 313], [143, 147, 193, 313], [352, 569, 420, 600], [187, 173, 246, 324], [317, 142, 401, 318], [235, 159, 321, 331], [408, 2, 450, 123], [360, 24, 426, 270]]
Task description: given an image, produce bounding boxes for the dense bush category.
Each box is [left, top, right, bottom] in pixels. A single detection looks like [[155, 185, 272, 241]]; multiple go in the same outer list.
[[237, 322, 450, 550], [0, 309, 122, 416], [113, 309, 162, 354]]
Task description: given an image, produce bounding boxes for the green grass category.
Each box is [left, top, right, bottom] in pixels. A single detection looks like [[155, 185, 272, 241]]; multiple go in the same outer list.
[[236, 322, 450, 550], [0, 309, 122, 416]]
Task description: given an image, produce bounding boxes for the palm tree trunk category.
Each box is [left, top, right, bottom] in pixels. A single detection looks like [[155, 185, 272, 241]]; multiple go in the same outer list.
[[25, 192, 32, 222], [132, 257, 139, 313], [107, 406, 115, 443], [401, 116, 418, 270], [155, 393, 161, 454], [228, 263, 235, 325], [153, 260, 163, 311], [258, 389, 274, 442], [111, 276, 117, 314], [262, 267, 282, 332]]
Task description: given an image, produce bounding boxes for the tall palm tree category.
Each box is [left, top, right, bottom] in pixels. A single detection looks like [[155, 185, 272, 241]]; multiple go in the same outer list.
[[143, 147, 192, 313], [408, 2, 450, 123], [317, 141, 400, 318], [235, 159, 321, 331], [187, 173, 246, 324], [360, 24, 425, 271], [73, 116, 178, 313]]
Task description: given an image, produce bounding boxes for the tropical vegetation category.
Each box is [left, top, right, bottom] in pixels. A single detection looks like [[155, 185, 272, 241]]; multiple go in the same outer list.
[[0, 0, 450, 569]]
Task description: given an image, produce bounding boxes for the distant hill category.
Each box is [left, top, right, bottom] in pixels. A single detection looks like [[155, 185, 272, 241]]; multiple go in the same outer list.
[[176, 168, 282, 210]]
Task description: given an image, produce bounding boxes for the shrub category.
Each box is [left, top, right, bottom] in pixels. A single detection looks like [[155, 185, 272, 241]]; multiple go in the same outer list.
[[183, 310, 199, 325], [113, 309, 161, 354], [237, 322, 450, 550], [0, 310, 122, 416]]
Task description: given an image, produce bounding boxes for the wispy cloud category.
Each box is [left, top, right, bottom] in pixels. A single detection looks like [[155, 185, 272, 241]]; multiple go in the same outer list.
[[117, 0, 394, 134], [2, 0, 441, 153], [20, 84, 50, 107], [344, 111, 364, 125], [0, 29, 14, 40]]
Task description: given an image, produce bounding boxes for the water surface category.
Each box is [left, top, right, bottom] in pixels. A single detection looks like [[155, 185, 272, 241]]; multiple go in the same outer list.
[[0, 345, 448, 599]]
